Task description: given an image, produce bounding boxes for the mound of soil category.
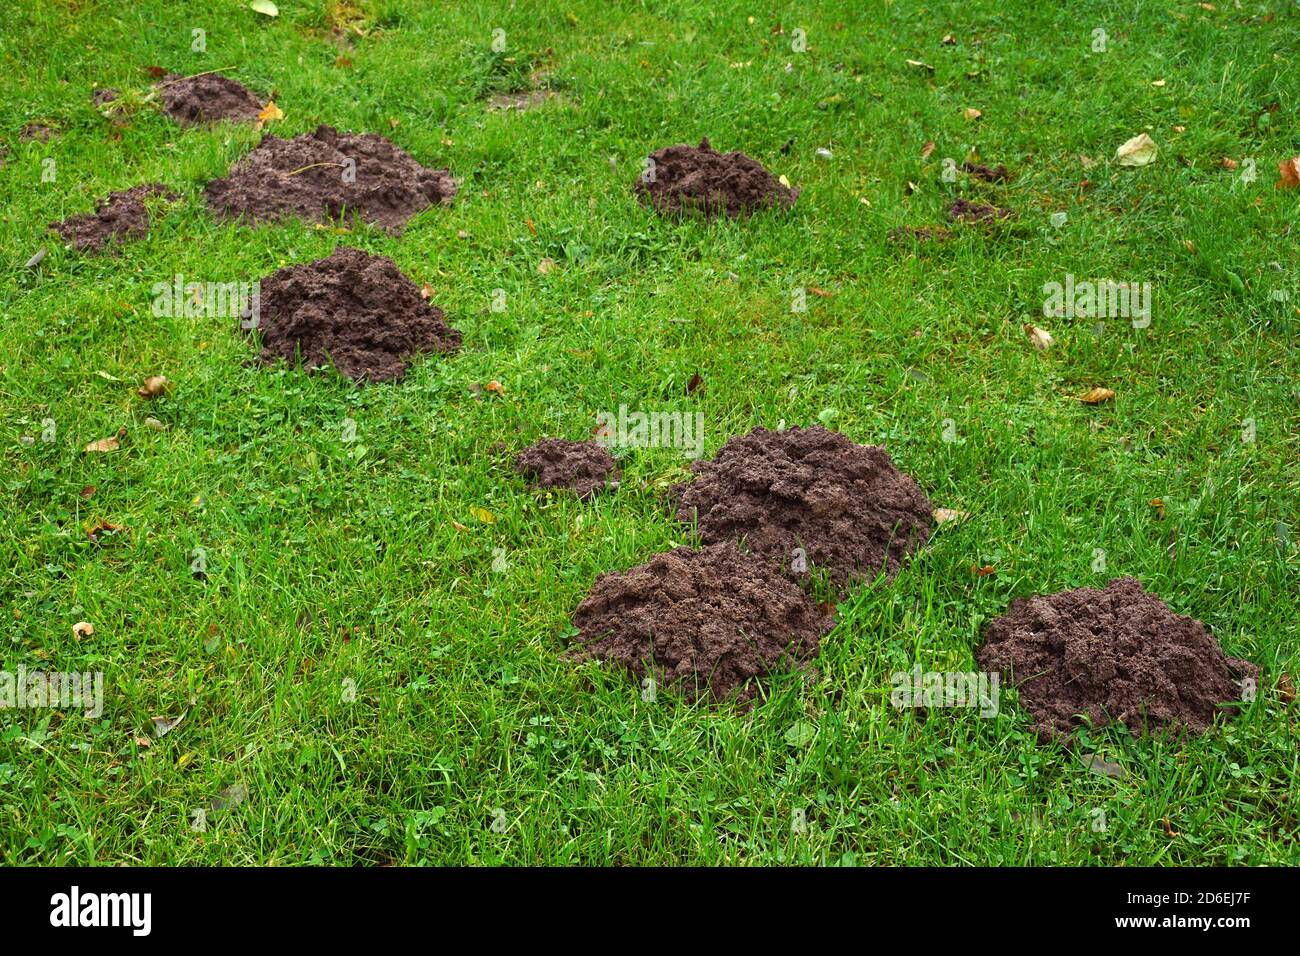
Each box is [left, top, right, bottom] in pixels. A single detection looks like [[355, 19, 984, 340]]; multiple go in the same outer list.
[[20, 123, 56, 143], [977, 577, 1258, 741], [570, 541, 834, 704], [961, 161, 1011, 183], [205, 125, 456, 234], [514, 439, 619, 499], [673, 426, 932, 588], [948, 198, 1015, 223], [253, 246, 460, 382], [635, 137, 798, 218], [49, 183, 176, 252], [156, 72, 263, 125]]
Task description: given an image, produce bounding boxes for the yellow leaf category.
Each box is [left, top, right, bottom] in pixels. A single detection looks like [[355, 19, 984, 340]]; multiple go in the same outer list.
[[1078, 387, 1116, 404], [256, 100, 285, 129], [471, 506, 496, 524], [84, 435, 121, 453]]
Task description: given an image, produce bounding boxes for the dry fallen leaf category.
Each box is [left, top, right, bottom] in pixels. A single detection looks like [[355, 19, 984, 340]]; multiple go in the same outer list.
[[84, 429, 125, 453], [1278, 673, 1296, 704], [1116, 133, 1158, 167], [255, 100, 284, 130], [450, 520, 469, 532], [963, 107, 982, 121], [537, 257, 557, 275], [484, 380, 505, 396], [905, 59, 935, 73], [151, 713, 185, 738], [685, 371, 704, 395], [144, 417, 166, 431], [1024, 323, 1054, 350], [1161, 817, 1179, 838], [470, 506, 496, 524], [1079, 387, 1116, 404], [137, 375, 169, 398], [920, 140, 936, 160], [1277, 157, 1300, 189], [420, 283, 434, 300], [1220, 157, 1238, 170], [86, 519, 124, 543], [970, 564, 997, 577], [1149, 497, 1167, 520], [72, 621, 94, 640], [808, 286, 834, 298], [933, 507, 971, 526]]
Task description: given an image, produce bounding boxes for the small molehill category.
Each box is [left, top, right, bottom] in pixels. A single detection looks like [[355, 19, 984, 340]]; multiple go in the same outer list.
[[251, 246, 460, 382], [673, 425, 932, 588], [977, 577, 1258, 741], [948, 198, 1015, 223], [635, 137, 798, 218], [514, 439, 619, 500], [570, 541, 834, 704], [157, 72, 263, 126], [49, 183, 177, 252], [206, 125, 456, 234]]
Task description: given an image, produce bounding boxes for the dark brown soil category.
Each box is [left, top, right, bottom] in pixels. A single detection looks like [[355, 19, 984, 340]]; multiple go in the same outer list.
[[20, 123, 56, 142], [156, 72, 263, 126], [673, 425, 932, 588], [514, 439, 619, 500], [635, 137, 798, 218], [253, 246, 461, 382], [49, 183, 177, 252], [92, 87, 119, 106], [888, 225, 954, 244], [977, 577, 1259, 741], [961, 161, 1011, 183], [948, 198, 1015, 223], [205, 125, 456, 234], [570, 541, 834, 704]]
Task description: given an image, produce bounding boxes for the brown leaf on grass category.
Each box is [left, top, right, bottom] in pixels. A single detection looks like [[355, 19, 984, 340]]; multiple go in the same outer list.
[[420, 284, 434, 300], [525, 217, 537, 236], [86, 520, 124, 543], [685, 371, 704, 395], [79, 485, 96, 499], [137, 375, 169, 398], [1024, 324, 1054, 350], [1078, 387, 1116, 404], [145, 65, 168, 79], [150, 713, 185, 738], [255, 100, 284, 130], [84, 428, 126, 453], [450, 520, 469, 532], [941, 34, 957, 45], [1220, 157, 1238, 170], [1149, 497, 1166, 520], [933, 507, 971, 526], [484, 379, 505, 395], [1277, 157, 1300, 189], [920, 140, 936, 160], [537, 257, 557, 275], [970, 564, 996, 577], [808, 286, 834, 298], [1277, 673, 1296, 704], [72, 621, 94, 640], [905, 59, 935, 73], [1161, 817, 1179, 838], [963, 107, 982, 121]]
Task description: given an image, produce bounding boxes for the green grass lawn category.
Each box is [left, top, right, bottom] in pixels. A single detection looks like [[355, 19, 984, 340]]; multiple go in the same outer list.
[[1, 0, 1296, 865]]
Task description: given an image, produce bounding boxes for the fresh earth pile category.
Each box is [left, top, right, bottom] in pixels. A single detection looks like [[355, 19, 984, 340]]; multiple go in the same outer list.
[[252, 246, 460, 382], [673, 425, 932, 587], [49, 183, 176, 252], [977, 577, 1258, 740], [206, 125, 457, 233], [570, 542, 834, 704], [514, 438, 619, 499], [157, 72, 263, 125], [635, 137, 798, 218]]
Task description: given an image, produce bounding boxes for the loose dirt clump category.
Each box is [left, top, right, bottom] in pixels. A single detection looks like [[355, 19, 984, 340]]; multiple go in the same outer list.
[[948, 198, 1015, 223], [19, 123, 56, 142], [977, 577, 1258, 741], [514, 439, 619, 499], [635, 137, 798, 218], [673, 426, 932, 588], [252, 246, 461, 382], [92, 87, 119, 106], [570, 541, 834, 704], [156, 72, 263, 125], [961, 161, 1011, 183], [205, 125, 456, 234], [49, 183, 176, 252]]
